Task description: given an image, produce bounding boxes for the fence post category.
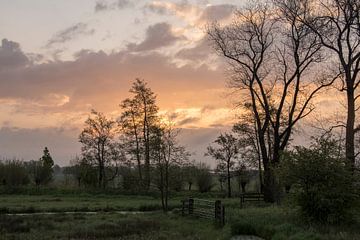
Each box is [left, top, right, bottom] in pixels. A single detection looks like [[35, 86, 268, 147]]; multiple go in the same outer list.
[[181, 200, 185, 216], [240, 194, 244, 208], [215, 200, 221, 222], [221, 205, 225, 226], [188, 198, 194, 215]]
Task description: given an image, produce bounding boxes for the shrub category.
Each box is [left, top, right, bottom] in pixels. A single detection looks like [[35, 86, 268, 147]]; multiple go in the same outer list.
[[0, 159, 30, 186], [195, 163, 213, 193], [279, 136, 356, 224]]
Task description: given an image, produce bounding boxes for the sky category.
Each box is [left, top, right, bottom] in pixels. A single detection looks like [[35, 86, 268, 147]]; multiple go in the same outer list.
[[0, 0, 345, 166]]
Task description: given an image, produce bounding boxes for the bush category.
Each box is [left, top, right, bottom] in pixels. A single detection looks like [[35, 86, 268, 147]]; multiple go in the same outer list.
[[231, 220, 321, 240], [279, 136, 356, 224], [195, 163, 213, 193], [0, 159, 30, 186]]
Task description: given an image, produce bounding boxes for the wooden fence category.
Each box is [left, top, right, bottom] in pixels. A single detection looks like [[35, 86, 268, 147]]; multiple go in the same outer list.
[[181, 198, 225, 226], [240, 192, 264, 208]]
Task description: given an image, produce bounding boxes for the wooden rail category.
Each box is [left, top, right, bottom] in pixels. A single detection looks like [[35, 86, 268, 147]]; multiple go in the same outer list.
[[181, 198, 225, 226], [240, 193, 264, 208]]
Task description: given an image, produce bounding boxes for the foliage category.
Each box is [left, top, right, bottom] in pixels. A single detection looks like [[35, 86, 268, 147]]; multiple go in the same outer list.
[[206, 132, 238, 197], [195, 163, 213, 193], [279, 136, 356, 223], [79, 110, 121, 188], [0, 159, 30, 186], [119, 78, 159, 188], [25, 147, 55, 186]]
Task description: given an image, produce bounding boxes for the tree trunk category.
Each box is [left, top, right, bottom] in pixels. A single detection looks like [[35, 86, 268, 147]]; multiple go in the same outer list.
[[227, 159, 231, 198], [346, 87, 355, 171], [241, 182, 246, 193], [99, 162, 104, 188]]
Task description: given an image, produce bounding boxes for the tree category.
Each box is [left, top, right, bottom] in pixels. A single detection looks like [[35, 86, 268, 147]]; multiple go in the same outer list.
[[236, 164, 249, 193], [206, 132, 239, 197], [40, 147, 54, 184], [208, 1, 335, 202], [119, 79, 159, 189], [25, 147, 55, 186], [151, 123, 190, 212], [233, 116, 264, 193], [195, 163, 213, 193], [119, 97, 143, 182], [0, 159, 29, 186], [79, 110, 119, 188], [182, 160, 197, 191], [292, 0, 360, 171], [278, 135, 355, 223]]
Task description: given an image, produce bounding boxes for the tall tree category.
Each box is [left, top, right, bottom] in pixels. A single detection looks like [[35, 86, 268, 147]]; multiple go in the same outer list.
[[79, 110, 118, 188], [292, 0, 360, 171], [206, 132, 239, 198], [208, 1, 335, 202], [119, 98, 143, 182], [40, 147, 54, 183], [120, 79, 159, 189]]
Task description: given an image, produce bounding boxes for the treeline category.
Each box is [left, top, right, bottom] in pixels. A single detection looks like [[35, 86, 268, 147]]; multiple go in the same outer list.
[[0, 147, 54, 186]]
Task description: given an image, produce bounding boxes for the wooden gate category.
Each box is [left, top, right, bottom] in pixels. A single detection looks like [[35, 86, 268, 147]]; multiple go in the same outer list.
[[181, 198, 225, 226]]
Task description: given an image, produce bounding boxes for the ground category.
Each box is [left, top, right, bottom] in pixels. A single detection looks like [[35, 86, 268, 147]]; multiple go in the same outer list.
[[0, 192, 359, 240]]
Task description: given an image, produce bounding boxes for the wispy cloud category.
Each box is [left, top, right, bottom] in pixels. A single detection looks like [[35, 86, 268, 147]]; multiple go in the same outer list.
[[95, 0, 136, 12], [46, 23, 95, 48], [145, 1, 236, 26], [127, 22, 185, 52]]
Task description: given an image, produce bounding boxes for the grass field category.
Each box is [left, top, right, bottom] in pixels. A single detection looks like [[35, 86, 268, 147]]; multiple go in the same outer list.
[[0, 194, 180, 213], [1, 192, 360, 239], [0, 212, 231, 240]]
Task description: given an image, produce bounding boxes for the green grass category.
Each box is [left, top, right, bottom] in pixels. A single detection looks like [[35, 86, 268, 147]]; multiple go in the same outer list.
[[228, 206, 360, 240], [0, 194, 180, 213], [1, 193, 360, 239], [0, 212, 231, 240]]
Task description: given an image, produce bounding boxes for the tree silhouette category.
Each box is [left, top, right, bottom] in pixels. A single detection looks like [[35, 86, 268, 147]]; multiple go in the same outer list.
[[208, 2, 336, 202], [206, 132, 238, 198]]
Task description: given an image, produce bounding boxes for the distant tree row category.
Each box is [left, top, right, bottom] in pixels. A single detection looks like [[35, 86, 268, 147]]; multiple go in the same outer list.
[[0, 147, 54, 186]]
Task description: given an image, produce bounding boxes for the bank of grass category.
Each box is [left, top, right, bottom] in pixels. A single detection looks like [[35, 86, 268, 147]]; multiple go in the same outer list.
[[0, 191, 255, 214], [228, 206, 360, 240], [0, 194, 182, 213], [2, 192, 360, 239], [0, 212, 231, 240]]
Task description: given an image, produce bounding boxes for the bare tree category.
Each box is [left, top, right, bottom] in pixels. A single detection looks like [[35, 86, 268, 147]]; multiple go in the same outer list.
[[152, 123, 190, 212], [119, 98, 143, 182], [206, 132, 239, 198], [79, 110, 119, 188], [294, 0, 360, 171], [233, 117, 263, 193], [208, 1, 335, 202]]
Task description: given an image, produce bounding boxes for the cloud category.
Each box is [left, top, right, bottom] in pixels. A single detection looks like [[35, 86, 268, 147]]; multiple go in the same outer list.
[[95, 0, 136, 12], [145, 2, 236, 26], [145, 1, 200, 24], [127, 22, 185, 52], [0, 38, 226, 124], [0, 39, 29, 71], [117, 0, 133, 9], [199, 4, 236, 23], [95, 1, 110, 12], [46, 23, 95, 48], [176, 37, 212, 61]]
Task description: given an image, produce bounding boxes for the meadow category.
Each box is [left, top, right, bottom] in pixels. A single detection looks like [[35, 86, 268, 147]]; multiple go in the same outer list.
[[1, 190, 360, 240]]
